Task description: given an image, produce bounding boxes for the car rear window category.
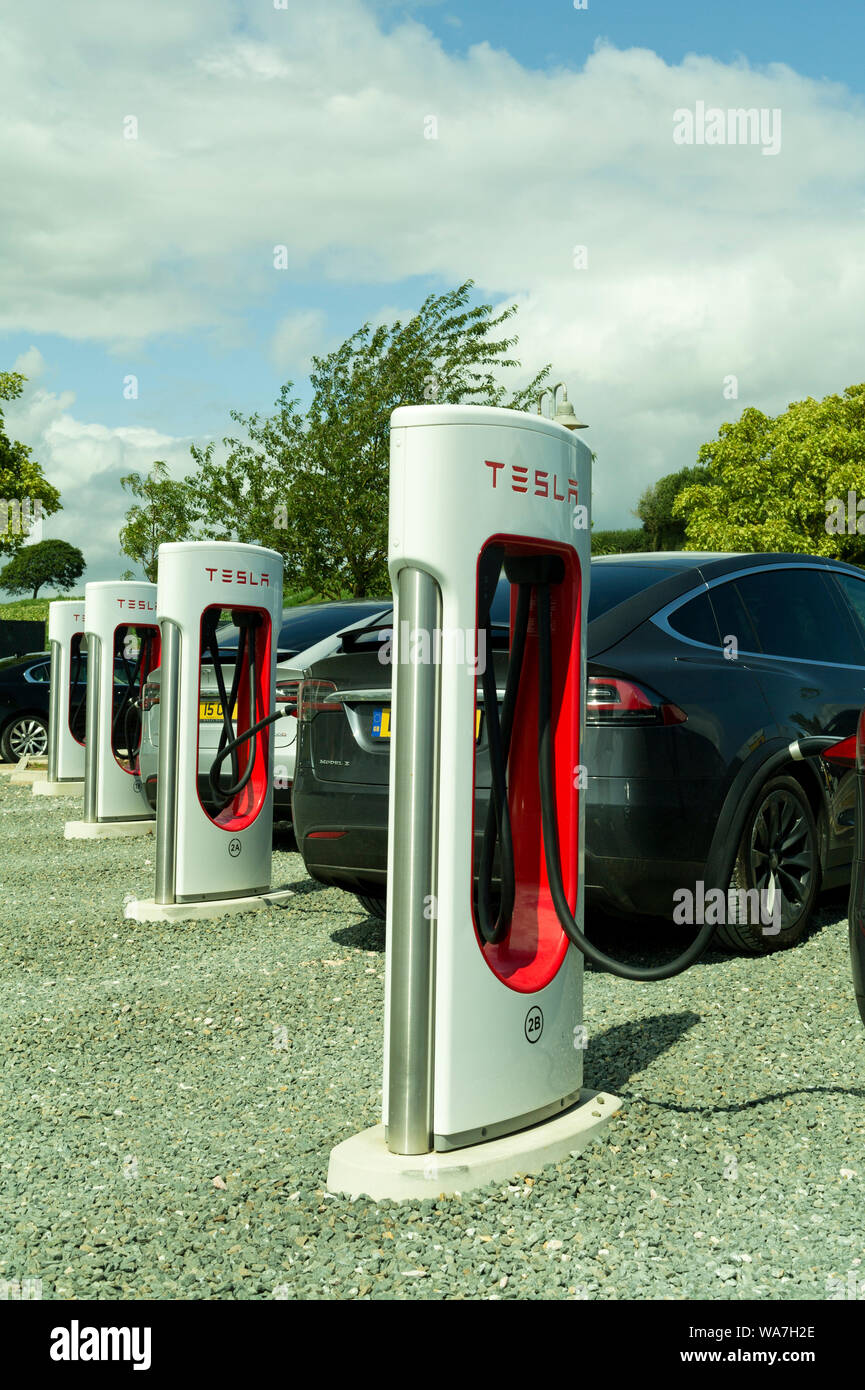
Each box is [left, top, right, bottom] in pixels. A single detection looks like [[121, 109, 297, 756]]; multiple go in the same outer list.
[[341, 578, 511, 651], [588, 564, 685, 623], [667, 592, 721, 646]]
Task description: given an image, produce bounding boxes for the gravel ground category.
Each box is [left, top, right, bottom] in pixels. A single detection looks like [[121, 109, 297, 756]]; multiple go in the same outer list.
[[1, 776, 864, 1301]]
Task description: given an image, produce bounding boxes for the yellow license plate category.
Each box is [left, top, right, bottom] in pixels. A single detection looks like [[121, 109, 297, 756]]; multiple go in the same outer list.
[[199, 700, 236, 721], [372, 707, 482, 739]]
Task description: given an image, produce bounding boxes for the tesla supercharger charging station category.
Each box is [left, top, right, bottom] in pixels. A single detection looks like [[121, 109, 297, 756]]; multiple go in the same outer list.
[[125, 541, 294, 922], [64, 582, 160, 839], [328, 404, 619, 1201], [32, 601, 87, 796]]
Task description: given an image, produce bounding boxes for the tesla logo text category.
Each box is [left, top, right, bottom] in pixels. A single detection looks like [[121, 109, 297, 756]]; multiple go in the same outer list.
[[204, 568, 270, 587], [115, 599, 156, 610], [485, 459, 578, 504]]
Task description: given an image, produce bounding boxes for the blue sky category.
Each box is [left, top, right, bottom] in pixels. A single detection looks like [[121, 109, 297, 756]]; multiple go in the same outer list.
[[2, 0, 864, 581], [397, 0, 865, 86]]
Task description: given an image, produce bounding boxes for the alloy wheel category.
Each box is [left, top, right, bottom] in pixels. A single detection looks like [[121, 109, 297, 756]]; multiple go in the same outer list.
[[8, 717, 48, 759], [747, 787, 816, 932]]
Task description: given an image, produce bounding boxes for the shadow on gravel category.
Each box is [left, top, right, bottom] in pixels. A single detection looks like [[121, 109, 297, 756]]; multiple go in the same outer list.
[[585, 881, 850, 969], [634, 1083, 865, 1116], [330, 921, 386, 952], [278, 877, 328, 897], [586, 1015, 865, 1114], [584, 1012, 702, 1094], [811, 885, 850, 925], [272, 823, 298, 852], [584, 912, 731, 973]]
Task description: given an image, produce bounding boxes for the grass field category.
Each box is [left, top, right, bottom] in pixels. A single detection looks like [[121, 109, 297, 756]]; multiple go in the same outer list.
[[0, 595, 83, 623]]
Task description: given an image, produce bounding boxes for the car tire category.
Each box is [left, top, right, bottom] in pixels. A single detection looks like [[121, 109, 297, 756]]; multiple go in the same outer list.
[[1, 713, 49, 762], [715, 774, 820, 954], [355, 893, 386, 921]]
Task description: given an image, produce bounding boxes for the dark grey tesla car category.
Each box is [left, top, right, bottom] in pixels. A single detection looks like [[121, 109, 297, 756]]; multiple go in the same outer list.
[[292, 553, 865, 952]]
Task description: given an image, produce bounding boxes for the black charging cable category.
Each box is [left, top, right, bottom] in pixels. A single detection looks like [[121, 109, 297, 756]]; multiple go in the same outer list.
[[69, 638, 87, 741], [477, 561, 718, 979], [113, 629, 152, 765], [204, 610, 288, 812], [480, 583, 865, 1003], [534, 581, 719, 980], [121, 630, 153, 769], [476, 582, 531, 944], [205, 611, 249, 808]]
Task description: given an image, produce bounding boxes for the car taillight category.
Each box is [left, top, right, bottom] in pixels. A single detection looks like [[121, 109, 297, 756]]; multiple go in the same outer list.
[[298, 679, 341, 723], [821, 709, 865, 770], [586, 675, 687, 727], [141, 682, 159, 713], [275, 678, 300, 717]]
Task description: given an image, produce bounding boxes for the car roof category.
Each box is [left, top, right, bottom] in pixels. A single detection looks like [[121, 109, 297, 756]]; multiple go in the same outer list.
[[281, 599, 389, 616], [588, 551, 865, 657], [0, 651, 49, 668], [591, 551, 740, 567], [592, 550, 864, 572]]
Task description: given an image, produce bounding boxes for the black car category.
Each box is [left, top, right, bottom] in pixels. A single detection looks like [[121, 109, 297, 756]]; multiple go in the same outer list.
[[292, 552, 865, 951], [0, 644, 165, 766], [0, 652, 55, 760], [819, 714, 865, 1024]]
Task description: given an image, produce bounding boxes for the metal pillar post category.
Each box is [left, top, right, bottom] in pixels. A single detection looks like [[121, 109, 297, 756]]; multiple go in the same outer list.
[[154, 620, 181, 905], [47, 641, 61, 784], [82, 636, 100, 822], [386, 567, 441, 1155]]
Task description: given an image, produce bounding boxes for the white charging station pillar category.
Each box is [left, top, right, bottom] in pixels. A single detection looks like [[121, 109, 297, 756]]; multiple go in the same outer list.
[[329, 404, 619, 1200], [125, 541, 294, 921], [64, 582, 160, 838], [33, 601, 87, 796]]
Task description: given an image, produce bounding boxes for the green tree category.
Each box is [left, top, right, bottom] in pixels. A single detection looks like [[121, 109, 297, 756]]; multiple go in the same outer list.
[[591, 528, 651, 556], [636, 464, 712, 549], [673, 384, 865, 558], [119, 460, 195, 582], [188, 282, 552, 597], [0, 372, 62, 556], [0, 539, 85, 599]]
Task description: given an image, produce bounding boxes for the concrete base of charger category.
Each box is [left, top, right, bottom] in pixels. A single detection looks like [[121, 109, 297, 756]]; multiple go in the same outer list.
[[327, 1089, 621, 1201], [10, 769, 47, 785], [64, 818, 154, 839], [33, 779, 84, 797], [124, 888, 295, 922]]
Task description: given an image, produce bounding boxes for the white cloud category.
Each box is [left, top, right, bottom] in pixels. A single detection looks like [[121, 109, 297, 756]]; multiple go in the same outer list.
[[4, 385, 197, 581], [1, 2, 864, 526], [12, 346, 47, 380], [270, 308, 330, 373]]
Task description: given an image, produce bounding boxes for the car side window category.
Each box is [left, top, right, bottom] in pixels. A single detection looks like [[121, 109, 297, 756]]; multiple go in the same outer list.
[[666, 592, 722, 647], [833, 573, 865, 642], [727, 568, 865, 665], [25, 662, 50, 683]]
